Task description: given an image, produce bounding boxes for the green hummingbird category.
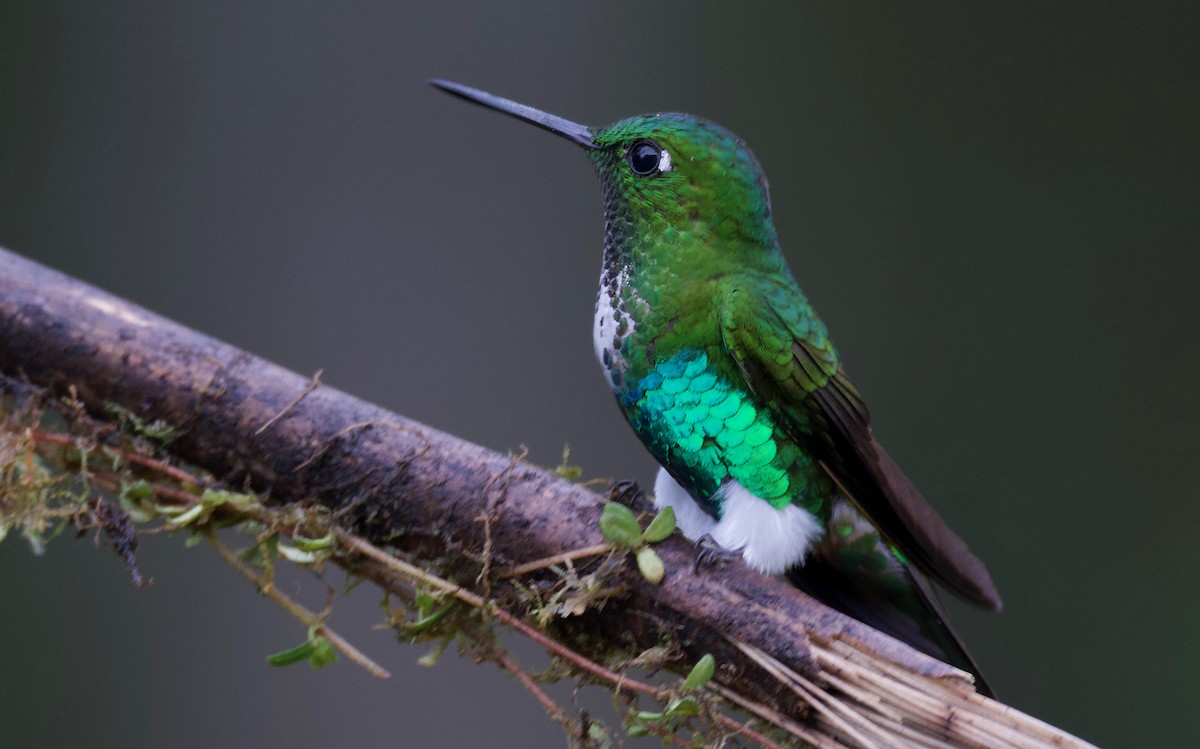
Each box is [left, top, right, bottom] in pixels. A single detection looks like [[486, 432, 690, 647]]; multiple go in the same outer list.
[[432, 80, 1002, 694]]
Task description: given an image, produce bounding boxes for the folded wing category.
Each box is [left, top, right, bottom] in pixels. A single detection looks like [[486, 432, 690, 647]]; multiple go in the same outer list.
[[718, 279, 1001, 610]]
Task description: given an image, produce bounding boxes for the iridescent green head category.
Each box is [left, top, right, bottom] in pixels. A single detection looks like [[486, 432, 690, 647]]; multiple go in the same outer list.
[[432, 80, 784, 275]]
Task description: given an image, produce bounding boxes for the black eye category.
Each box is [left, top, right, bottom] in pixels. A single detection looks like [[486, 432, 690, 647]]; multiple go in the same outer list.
[[629, 140, 663, 175]]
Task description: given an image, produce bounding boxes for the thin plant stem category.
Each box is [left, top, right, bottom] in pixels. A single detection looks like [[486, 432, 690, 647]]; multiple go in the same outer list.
[[206, 530, 391, 679]]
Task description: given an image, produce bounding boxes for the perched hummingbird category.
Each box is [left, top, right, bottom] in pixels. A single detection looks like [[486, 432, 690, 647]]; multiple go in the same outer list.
[[432, 80, 1002, 694]]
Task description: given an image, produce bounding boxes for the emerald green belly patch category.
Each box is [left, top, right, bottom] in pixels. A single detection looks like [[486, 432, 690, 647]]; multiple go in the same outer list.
[[622, 349, 823, 515]]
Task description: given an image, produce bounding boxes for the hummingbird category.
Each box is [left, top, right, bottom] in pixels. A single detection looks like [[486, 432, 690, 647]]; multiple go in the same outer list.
[[432, 80, 1002, 694]]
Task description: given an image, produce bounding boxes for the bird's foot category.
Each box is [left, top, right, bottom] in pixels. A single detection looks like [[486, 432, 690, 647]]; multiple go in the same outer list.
[[694, 534, 740, 573], [609, 479, 647, 510]]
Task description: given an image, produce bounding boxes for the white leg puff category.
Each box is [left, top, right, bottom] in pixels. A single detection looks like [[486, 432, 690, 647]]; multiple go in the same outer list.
[[652, 470, 821, 575], [652, 467, 716, 540], [710, 481, 821, 574]]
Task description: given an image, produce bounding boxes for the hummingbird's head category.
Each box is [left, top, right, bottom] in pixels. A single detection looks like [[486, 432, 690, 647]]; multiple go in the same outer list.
[[431, 80, 783, 274], [587, 114, 778, 257]]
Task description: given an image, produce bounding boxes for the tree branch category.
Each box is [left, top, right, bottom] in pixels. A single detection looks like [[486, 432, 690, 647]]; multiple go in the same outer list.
[[0, 246, 1094, 748]]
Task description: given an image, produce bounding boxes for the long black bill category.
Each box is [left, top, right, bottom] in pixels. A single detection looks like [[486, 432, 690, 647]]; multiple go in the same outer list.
[[429, 79, 597, 149]]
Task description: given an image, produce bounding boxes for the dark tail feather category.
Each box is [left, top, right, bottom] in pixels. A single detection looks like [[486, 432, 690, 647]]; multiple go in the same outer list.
[[788, 558, 996, 698]]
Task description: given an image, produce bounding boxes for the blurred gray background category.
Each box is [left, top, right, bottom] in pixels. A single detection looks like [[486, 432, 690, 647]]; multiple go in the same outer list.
[[2, 3, 1198, 747]]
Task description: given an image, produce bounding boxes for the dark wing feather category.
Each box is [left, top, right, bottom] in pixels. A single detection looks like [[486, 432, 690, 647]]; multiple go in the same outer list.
[[719, 280, 1002, 611]]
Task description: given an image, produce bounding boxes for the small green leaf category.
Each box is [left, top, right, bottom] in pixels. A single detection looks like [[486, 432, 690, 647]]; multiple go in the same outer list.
[[404, 601, 457, 635], [625, 723, 651, 738], [164, 503, 205, 527], [269, 628, 338, 670], [307, 636, 337, 669], [666, 696, 700, 717], [641, 506, 676, 543], [277, 544, 317, 564], [266, 639, 317, 667], [586, 722, 613, 749], [292, 533, 333, 552], [681, 653, 715, 691], [121, 480, 152, 502], [635, 546, 665, 584], [414, 590, 437, 613], [199, 489, 255, 510], [600, 502, 642, 548], [199, 489, 229, 507]]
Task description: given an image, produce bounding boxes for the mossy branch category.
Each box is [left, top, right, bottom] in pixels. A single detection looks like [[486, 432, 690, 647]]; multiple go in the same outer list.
[[0, 246, 1094, 748]]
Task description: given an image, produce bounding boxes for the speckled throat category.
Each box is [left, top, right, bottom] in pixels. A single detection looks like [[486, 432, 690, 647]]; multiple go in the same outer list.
[[592, 200, 642, 393]]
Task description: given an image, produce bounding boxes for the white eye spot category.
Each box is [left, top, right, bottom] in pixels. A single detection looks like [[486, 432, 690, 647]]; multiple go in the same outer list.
[[658, 149, 672, 172]]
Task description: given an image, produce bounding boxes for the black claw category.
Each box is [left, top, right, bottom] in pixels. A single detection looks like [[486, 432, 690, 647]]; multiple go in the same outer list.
[[693, 533, 739, 574], [608, 479, 645, 508]]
